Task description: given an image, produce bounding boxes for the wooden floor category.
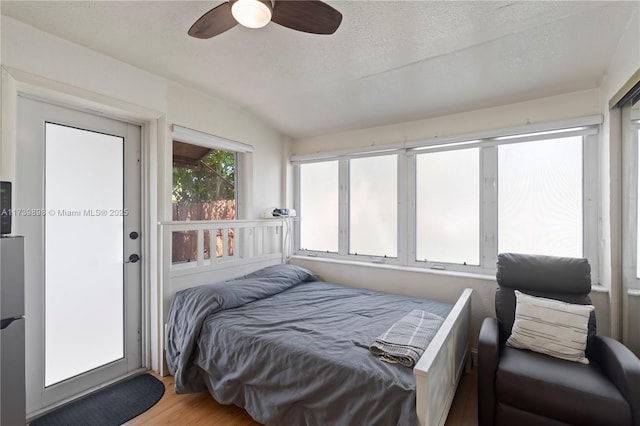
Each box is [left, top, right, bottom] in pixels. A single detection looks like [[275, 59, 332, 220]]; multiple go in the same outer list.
[[124, 369, 478, 426]]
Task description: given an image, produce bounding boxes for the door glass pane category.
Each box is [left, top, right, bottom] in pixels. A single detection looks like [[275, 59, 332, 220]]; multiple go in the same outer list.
[[299, 161, 339, 252], [416, 148, 480, 265], [498, 136, 583, 258], [349, 155, 397, 257], [45, 123, 124, 386]]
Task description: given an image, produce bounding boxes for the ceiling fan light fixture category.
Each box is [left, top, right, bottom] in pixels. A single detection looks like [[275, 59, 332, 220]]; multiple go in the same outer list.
[[231, 0, 273, 29]]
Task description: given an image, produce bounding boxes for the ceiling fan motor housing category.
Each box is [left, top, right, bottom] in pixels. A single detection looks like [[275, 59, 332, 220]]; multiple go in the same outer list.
[[229, 0, 274, 29]]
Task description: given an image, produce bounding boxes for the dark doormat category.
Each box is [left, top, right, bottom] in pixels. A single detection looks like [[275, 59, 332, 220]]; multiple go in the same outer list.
[[31, 374, 165, 426]]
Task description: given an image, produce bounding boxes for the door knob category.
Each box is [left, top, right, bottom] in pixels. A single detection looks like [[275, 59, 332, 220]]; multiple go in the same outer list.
[[126, 254, 140, 263]]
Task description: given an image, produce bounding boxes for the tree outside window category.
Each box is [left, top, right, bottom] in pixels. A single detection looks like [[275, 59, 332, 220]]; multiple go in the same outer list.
[[172, 141, 237, 262]]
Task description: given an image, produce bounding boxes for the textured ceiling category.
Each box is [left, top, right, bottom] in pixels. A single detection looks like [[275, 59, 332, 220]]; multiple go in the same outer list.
[[2, 1, 637, 138]]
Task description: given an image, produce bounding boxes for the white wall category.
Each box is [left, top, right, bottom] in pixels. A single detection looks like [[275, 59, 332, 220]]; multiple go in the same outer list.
[[293, 89, 601, 155], [165, 82, 283, 220], [1, 18, 167, 114]]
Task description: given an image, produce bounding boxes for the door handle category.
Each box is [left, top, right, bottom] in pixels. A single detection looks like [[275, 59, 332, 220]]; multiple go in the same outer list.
[[126, 254, 140, 263]]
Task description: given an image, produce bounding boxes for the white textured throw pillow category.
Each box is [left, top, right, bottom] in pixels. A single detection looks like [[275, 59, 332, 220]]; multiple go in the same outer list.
[[506, 290, 594, 364]]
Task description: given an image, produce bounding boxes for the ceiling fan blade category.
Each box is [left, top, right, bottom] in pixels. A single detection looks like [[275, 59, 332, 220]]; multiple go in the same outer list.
[[188, 3, 237, 39], [271, 0, 342, 35]]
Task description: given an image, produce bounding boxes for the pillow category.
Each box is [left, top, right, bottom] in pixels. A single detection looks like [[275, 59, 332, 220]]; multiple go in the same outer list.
[[506, 290, 594, 364], [241, 263, 318, 284]]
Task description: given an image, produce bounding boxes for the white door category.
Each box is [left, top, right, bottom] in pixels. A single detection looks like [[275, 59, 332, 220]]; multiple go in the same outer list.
[[16, 96, 142, 417]]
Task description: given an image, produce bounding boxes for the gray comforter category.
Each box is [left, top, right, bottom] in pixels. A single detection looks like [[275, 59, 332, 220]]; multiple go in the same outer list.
[[166, 264, 452, 426]]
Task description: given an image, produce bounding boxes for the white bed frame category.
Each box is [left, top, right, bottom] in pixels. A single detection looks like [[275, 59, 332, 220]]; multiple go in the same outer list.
[[415, 287, 472, 426], [160, 219, 472, 426]]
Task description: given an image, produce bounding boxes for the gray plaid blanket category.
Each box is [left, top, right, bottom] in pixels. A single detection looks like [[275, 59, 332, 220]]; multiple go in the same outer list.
[[370, 309, 445, 368]]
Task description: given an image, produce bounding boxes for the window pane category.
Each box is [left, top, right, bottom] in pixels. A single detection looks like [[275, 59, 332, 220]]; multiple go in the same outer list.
[[172, 143, 236, 221], [498, 136, 582, 257], [416, 149, 479, 265], [350, 155, 397, 257], [172, 142, 236, 262], [300, 161, 339, 252]]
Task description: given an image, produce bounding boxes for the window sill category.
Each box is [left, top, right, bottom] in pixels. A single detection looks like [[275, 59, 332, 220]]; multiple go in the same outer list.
[[290, 254, 497, 282], [290, 254, 606, 288], [591, 284, 609, 293]]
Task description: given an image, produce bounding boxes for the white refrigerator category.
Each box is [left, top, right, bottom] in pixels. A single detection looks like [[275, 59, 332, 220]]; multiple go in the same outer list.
[[0, 236, 25, 426]]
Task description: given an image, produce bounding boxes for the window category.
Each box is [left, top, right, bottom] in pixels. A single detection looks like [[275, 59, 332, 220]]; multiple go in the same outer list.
[[349, 155, 397, 257], [415, 148, 479, 265], [299, 161, 339, 253], [294, 120, 600, 274], [298, 155, 398, 258], [170, 125, 252, 265], [173, 142, 237, 221], [172, 142, 237, 263], [498, 136, 583, 258]]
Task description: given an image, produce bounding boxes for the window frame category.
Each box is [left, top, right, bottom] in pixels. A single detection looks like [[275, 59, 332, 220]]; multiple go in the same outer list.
[[622, 106, 640, 289], [410, 145, 482, 268], [297, 159, 340, 254], [293, 117, 601, 277], [348, 154, 399, 258], [295, 152, 404, 264]]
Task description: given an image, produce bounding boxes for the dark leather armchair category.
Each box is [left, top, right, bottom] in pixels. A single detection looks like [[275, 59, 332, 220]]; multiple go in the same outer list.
[[478, 253, 640, 426]]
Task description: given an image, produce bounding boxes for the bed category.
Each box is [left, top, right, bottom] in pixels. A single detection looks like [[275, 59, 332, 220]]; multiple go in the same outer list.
[[165, 264, 472, 426]]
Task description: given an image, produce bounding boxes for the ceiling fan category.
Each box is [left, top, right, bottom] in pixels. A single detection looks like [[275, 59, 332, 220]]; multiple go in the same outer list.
[[188, 0, 342, 39]]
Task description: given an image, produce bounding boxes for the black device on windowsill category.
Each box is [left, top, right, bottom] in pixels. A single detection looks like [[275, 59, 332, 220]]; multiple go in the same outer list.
[[1, 182, 12, 235]]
